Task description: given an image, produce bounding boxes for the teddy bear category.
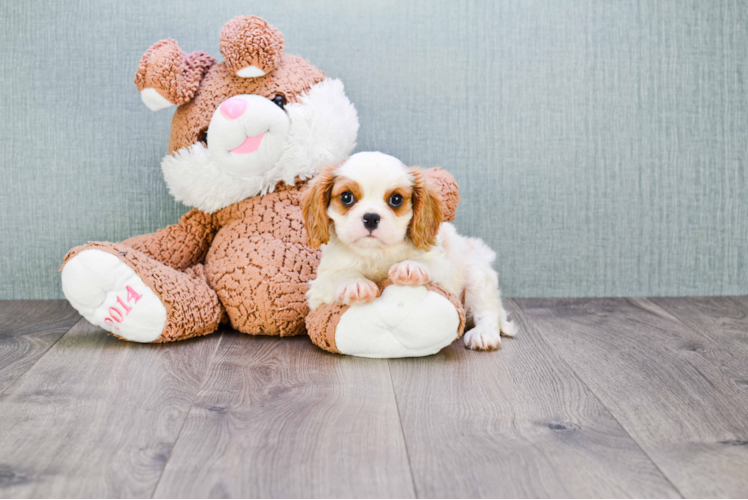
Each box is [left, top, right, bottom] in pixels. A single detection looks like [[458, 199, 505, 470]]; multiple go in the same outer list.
[[61, 16, 464, 357]]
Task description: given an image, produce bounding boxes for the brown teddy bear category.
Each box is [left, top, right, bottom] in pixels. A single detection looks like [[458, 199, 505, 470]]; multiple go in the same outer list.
[[61, 16, 463, 357]]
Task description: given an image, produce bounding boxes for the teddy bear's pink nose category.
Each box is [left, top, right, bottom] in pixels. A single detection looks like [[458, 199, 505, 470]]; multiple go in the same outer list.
[[220, 98, 247, 120]]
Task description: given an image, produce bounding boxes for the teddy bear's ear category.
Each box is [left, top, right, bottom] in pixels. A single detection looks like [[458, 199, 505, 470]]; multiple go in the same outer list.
[[421, 167, 460, 223], [220, 16, 284, 78], [134, 39, 215, 111]]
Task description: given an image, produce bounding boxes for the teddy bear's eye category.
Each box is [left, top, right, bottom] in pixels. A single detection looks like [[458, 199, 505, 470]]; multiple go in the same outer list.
[[272, 95, 286, 109], [389, 193, 403, 208], [340, 192, 355, 206]]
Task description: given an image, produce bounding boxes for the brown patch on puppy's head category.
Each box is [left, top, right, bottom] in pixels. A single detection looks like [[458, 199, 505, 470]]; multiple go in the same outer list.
[[329, 178, 363, 216], [384, 186, 412, 218], [408, 167, 443, 250]]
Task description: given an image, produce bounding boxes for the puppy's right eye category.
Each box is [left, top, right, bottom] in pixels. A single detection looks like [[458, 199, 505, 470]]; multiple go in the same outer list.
[[340, 192, 355, 206]]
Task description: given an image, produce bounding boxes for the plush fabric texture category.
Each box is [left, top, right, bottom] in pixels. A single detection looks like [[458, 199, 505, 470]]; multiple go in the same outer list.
[[422, 167, 460, 223], [161, 78, 359, 213], [123, 209, 219, 270], [168, 55, 325, 153], [305, 279, 466, 356], [220, 15, 285, 75], [205, 179, 319, 337], [273, 78, 360, 187], [306, 302, 346, 353], [64, 242, 224, 343], [65, 179, 322, 339], [61, 248, 169, 342], [134, 39, 216, 106], [375, 277, 466, 337]]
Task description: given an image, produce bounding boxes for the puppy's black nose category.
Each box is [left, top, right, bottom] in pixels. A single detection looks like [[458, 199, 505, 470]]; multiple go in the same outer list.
[[362, 213, 381, 231]]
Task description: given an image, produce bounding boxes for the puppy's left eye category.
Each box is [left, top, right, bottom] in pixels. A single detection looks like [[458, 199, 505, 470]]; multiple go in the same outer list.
[[389, 193, 403, 208], [340, 192, 355, 206]]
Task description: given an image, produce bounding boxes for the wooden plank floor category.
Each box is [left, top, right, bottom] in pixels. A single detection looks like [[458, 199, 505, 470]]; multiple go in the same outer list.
[[0, 297, 746, 498]]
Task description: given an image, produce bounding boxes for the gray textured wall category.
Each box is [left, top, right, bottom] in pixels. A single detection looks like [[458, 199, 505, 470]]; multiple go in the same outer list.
[[1, 0, 747, 299]]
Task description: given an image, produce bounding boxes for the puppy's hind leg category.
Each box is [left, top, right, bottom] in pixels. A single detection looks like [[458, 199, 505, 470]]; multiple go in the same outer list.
[[462, 239, 516, 351]]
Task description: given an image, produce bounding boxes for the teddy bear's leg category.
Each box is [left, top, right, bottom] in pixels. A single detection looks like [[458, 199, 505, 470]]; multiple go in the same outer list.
[[306, 280, 465, 358], [206, 233, 318, 338], [62, 242, 223, 343]]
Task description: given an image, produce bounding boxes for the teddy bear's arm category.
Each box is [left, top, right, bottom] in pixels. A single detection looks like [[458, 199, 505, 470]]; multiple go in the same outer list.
[[121, 209, 219, 271], [422, 167, 460, 222]]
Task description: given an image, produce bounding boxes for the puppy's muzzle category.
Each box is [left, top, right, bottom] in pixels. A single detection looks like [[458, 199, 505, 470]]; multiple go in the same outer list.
[[362, 212, 381, 233]]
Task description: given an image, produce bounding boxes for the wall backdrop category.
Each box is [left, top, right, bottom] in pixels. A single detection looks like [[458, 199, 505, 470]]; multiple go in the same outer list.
[[1, 0, 747, 299]]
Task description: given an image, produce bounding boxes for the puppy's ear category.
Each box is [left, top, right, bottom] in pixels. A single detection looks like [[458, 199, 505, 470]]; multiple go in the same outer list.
[[409, 167, 444, 251], [302, 165, 337, 248]]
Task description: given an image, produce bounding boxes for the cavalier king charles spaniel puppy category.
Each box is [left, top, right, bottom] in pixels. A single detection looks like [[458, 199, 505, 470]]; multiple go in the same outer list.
[[302, 152, 516, 350]]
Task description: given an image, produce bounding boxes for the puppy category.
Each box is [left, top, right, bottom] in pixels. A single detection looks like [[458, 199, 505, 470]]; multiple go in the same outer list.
[[302, 152, 516, 350]]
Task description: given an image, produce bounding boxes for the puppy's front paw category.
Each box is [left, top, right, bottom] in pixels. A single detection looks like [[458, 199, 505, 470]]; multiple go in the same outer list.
[[388, 261, 430, 286], [500, 319, 517, 337], [464, 324, 502, 351], [336, 279, 379, 305]]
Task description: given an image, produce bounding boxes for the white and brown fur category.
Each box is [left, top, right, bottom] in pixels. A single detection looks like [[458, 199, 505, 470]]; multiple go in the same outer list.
[[302, 152, 516, 350]]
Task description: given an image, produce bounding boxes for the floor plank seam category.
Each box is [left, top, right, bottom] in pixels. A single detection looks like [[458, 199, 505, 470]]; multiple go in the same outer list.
[[0, 316, 84, 399], [149, 332, 225, 499], [511, 300, 687, 499], [387, 360, 419, 499], [638, 297, 738, 355]]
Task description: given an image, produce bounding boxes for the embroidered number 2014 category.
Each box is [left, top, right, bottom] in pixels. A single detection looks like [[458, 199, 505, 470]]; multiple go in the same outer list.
[[104, 286, 143, 331]]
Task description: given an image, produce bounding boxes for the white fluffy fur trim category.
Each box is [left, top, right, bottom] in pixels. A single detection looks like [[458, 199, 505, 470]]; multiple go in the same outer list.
[[162, 145, 266, 213], [236, 65, 266, 78], [141, 88, 174, 112], [277, 78, 359, 185], [161, 78, 358, 213]]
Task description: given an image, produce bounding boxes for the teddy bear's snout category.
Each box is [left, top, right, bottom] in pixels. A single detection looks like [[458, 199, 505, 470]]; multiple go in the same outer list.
[[220, 98, 248, 120], [204, 94, 291, 177]]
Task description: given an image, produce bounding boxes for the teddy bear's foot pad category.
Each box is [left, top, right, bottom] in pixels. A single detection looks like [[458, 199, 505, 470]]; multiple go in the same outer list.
[[334, 285, 460, 358], [61, 250, 166, 342]]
